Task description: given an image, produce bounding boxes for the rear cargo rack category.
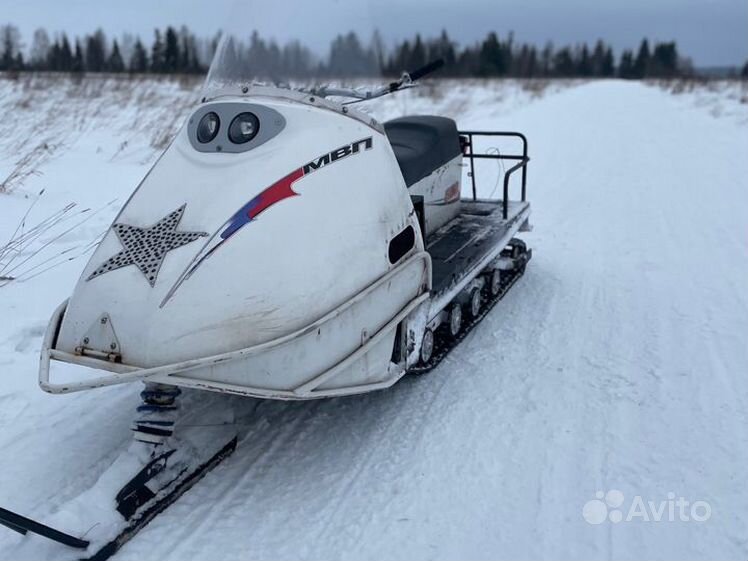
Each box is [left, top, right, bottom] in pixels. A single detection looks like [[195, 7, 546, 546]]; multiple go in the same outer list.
[[459, 131, 529, 219]]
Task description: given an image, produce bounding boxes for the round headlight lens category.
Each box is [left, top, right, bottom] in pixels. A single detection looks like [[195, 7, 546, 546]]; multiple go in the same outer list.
[[228, 112, 260, 144], [196, 112, 220, 144]]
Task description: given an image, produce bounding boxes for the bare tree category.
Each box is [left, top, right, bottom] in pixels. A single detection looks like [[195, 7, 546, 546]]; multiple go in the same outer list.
[[30, 28, 51, 69], [120, 32, 136, 67]]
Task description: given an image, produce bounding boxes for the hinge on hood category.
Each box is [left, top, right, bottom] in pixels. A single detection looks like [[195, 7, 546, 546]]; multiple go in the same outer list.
[[75, 313, 122, 363]]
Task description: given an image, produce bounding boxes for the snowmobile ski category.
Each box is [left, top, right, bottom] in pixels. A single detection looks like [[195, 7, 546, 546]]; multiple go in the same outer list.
[[85, 435, 237, 561], [0, 436, 236, 561], [0, 507, 90, 550]]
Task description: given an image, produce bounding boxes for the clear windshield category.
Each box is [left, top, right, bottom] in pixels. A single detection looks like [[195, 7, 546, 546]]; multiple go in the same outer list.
[[204, 0, 385, 96]]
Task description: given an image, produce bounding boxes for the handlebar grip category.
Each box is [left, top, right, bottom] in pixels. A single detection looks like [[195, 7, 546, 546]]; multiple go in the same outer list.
[[409, 59, 445, 81]]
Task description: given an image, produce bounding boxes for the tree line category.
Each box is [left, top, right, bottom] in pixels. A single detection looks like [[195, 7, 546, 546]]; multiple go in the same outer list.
[[1, 23, 743, 79], [0, 25, 209, 74], [384, 32, 687, 78]]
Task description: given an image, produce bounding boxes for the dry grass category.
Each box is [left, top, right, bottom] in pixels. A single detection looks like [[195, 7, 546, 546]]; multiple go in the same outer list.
[[653, 78, 748, 122], [0, 142, 59, 195], [0, 190, 115, 288], [0, 73, 203, 195]]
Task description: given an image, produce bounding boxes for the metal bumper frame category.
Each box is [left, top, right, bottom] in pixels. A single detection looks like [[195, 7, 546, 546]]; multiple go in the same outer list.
[[39, 252, 432, 399]]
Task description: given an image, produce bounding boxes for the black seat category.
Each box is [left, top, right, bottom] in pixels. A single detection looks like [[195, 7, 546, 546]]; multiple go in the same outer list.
[[384, 116, 462, 187]]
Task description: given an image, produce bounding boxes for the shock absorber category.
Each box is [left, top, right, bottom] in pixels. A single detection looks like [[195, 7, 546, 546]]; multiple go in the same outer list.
[[131, 382, 181, 445]]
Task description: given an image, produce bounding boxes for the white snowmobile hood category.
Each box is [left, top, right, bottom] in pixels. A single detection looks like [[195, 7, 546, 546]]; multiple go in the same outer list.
[[57, 95, 418, 367]]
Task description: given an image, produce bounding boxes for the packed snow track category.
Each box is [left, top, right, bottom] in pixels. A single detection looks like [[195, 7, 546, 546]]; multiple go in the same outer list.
[[0, 77, 746, 561]]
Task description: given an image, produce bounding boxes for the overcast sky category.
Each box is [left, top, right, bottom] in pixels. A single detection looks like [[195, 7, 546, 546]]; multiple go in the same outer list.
[[2, 0, 746, 66]]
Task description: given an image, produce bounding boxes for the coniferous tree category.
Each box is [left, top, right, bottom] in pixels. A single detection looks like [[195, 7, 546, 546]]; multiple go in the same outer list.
[[85, 29, 107, 72], [163, 27, 180, 72], [108, 39, 125, 72], [601, 47, 615, 76], [150, 29, 165, 73], [526, 46, 538, 77], [328, 32, 374, 77], [619, 50, 635, 79], [430, 30, 456, 75], [59, 35, 73, 71], [281, 40, 314, 78], [388, 39, 411, 76], [71, 39, 85, 74], [578, 44, 592, 76], [633, 38, 650, 78], [246, 31, 268, 78], [177, 26, 191, 72], [478, 32, 503, 76], [539, 42, 553, 76], [742, 60, 748, 79], [456, 45, 473, 76], [408, 34, 427, 71], [553, 47, 574, 76], [47, 38, 61, 71], [129, 38, 148, 73], [70, 39, 86, 74], [650, 42, 678, 77], [590, 40, 605, 76], [511, 44, 537, 77], [266, 39, 283, 76], [499, 33, 512, 75], [69, 55, 83, 81], [179, 26, 203, 73]]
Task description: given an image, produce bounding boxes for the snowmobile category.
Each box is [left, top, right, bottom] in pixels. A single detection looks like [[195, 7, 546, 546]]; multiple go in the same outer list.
[[0, 5, 531, 559]]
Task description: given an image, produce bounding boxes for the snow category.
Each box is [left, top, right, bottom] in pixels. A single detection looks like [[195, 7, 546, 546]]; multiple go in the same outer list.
[[1, 75, 747, 561]]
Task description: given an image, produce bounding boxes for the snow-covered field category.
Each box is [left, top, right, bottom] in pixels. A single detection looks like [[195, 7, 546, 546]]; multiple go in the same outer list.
[[1, 75, 747, 561]]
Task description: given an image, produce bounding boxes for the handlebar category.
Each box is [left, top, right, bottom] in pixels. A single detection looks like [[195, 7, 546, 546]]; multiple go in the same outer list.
[[408, 59, 445, 81], [311, 58, 446, 104]]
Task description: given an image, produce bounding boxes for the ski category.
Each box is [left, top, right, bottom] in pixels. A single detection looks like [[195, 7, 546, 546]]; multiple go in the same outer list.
[[0, 436, 237, 561], [0, 507, 89, 550], [85, 436, 237, 561]]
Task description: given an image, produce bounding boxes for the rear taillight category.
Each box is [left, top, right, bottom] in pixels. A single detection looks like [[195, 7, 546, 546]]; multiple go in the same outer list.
[[459, 135, 470, 155]]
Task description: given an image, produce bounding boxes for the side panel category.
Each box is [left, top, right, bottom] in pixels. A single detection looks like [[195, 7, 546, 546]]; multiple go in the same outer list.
[[407, 154, 463, 237]]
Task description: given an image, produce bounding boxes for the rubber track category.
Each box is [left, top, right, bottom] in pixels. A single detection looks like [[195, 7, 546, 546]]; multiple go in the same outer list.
[[408, 260, 528, 375]]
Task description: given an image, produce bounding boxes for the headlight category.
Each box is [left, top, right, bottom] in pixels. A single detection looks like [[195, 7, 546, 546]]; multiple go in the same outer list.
[[228, 112, 260, 144], [196, 112, 220, 143]]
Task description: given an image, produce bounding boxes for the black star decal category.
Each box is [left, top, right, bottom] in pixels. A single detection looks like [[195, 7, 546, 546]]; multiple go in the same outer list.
[[88, 205, 207, 287]]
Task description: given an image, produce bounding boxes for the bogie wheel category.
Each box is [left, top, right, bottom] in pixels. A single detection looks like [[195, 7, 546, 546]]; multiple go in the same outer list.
[[419, 328, 434, 365], [468, 287, 482, 318], [490, 268, 502, 297], [448, 302, 462, 338]]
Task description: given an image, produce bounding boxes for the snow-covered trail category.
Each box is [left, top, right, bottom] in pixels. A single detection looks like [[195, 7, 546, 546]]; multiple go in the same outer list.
[[119, 82, 747, 560], [1, 79, 747, 561]]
